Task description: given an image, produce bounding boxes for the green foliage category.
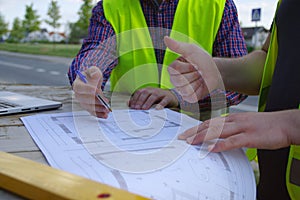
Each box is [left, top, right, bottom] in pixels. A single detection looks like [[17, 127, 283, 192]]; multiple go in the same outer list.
[[7, 18, 24, 42], [68, 22, 85, 44], [68, 0, 93, 43], [77, 0, 93, 31], [0, 13, 9, 38], [1, 0, 95, 45], [45, 0, 61, 30], [22, 4, 41, 34], [0, 43, 81, 58]]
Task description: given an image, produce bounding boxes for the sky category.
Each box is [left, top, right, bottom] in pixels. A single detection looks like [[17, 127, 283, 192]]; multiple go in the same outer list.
[[0, 0, 278, 32]]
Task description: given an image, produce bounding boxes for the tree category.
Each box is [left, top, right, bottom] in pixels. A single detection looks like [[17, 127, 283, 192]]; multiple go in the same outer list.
[[45, 0, 61, 42], [69, 0, 93, 43], [7, 18, 24, 43], [0, 13, 8, 40], [76, 0, 93, 31], [22, 3, 41, 36]]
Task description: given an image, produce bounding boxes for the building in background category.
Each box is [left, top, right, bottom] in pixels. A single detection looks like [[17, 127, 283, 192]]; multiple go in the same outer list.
[[242, 26, 269, 51], [19, 29, 66, 43], [48, 32, 66, 43]]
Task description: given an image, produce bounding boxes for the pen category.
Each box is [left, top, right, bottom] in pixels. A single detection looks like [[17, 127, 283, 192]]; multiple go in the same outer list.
[[76, 69, 87, 83], [96, 94, 112, 112], [76, 70, 112, 112]]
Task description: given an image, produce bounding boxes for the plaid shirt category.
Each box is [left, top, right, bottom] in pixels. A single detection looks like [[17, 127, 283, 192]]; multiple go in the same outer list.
[[68, 0, 248, 110]]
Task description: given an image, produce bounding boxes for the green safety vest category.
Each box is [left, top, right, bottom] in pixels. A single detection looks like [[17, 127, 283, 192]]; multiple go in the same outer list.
[[103, 0, 226, 93], [257, 0, 300, 198]]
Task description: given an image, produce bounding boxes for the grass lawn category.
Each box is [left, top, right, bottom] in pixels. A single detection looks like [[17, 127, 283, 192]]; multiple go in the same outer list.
[[0, 43, 82, 58]]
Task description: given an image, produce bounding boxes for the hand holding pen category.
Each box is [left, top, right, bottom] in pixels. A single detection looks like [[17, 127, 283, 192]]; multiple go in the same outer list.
[[72, 66, 111, 118]]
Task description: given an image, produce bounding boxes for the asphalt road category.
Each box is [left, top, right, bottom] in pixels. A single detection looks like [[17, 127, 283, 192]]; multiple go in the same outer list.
[[0, 51, 73, 86], [0, 50, 258, 113]]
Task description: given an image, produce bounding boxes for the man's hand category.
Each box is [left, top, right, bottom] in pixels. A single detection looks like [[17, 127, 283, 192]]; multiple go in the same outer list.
[[164, 36, 223, 103], [72, 66, 110, 118], [128, 87, 178, 110], [178, 110, 300, 152]]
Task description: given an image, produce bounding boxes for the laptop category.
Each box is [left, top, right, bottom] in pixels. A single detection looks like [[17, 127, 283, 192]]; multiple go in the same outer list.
[[0, 91, 62, 116]]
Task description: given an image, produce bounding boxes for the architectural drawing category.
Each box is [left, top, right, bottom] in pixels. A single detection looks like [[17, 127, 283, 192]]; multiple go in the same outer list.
[[22, 109, 256, 200]]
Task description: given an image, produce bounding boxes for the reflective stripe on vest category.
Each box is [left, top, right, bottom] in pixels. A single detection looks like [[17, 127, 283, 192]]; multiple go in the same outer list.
[[258, 0, 300, 198], [286, 103, 300, 200], [287, 143, 300, 200], [103, 0, 225, 93]]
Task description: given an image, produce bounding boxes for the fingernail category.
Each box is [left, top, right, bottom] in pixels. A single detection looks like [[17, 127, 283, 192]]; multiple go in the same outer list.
[[177, 134, 184, 140], [207, 144, 214, 152], [90, 71, 98, 77], [186, 137, 193, 144], [155, 104, 163, 110]]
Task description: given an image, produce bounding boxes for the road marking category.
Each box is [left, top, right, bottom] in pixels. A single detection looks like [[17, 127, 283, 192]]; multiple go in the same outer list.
[[36, 68, 46, 72], [0, 60, 33, 70], [0, 61, 62, 77], [49, 71, 60, 75]]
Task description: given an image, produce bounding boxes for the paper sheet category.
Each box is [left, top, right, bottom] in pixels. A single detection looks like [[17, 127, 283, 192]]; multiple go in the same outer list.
[[21, 109, 256, 200]]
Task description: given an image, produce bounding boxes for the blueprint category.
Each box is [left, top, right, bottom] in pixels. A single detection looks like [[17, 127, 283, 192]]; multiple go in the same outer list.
[[21, 109, 256, 200]]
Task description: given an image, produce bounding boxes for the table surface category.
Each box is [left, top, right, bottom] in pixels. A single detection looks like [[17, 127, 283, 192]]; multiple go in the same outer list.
[[0, 83, 136, 199]]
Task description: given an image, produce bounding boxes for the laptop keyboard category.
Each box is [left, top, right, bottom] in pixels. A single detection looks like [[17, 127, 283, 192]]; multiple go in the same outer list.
[[0, 100, 20, 109]]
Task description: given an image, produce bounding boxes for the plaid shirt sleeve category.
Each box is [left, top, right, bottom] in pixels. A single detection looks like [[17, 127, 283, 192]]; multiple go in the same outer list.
[[174, 0, 248, 111], [67, 1, 117, 90]]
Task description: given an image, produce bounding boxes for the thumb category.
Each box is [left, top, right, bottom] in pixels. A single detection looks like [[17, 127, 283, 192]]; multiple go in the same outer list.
[[85, 66, 103, 91], [164, 36, 183, 55], [164, 36, 209, 68], [86, 66, 102, 79], [164, 36, 200, 58]]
